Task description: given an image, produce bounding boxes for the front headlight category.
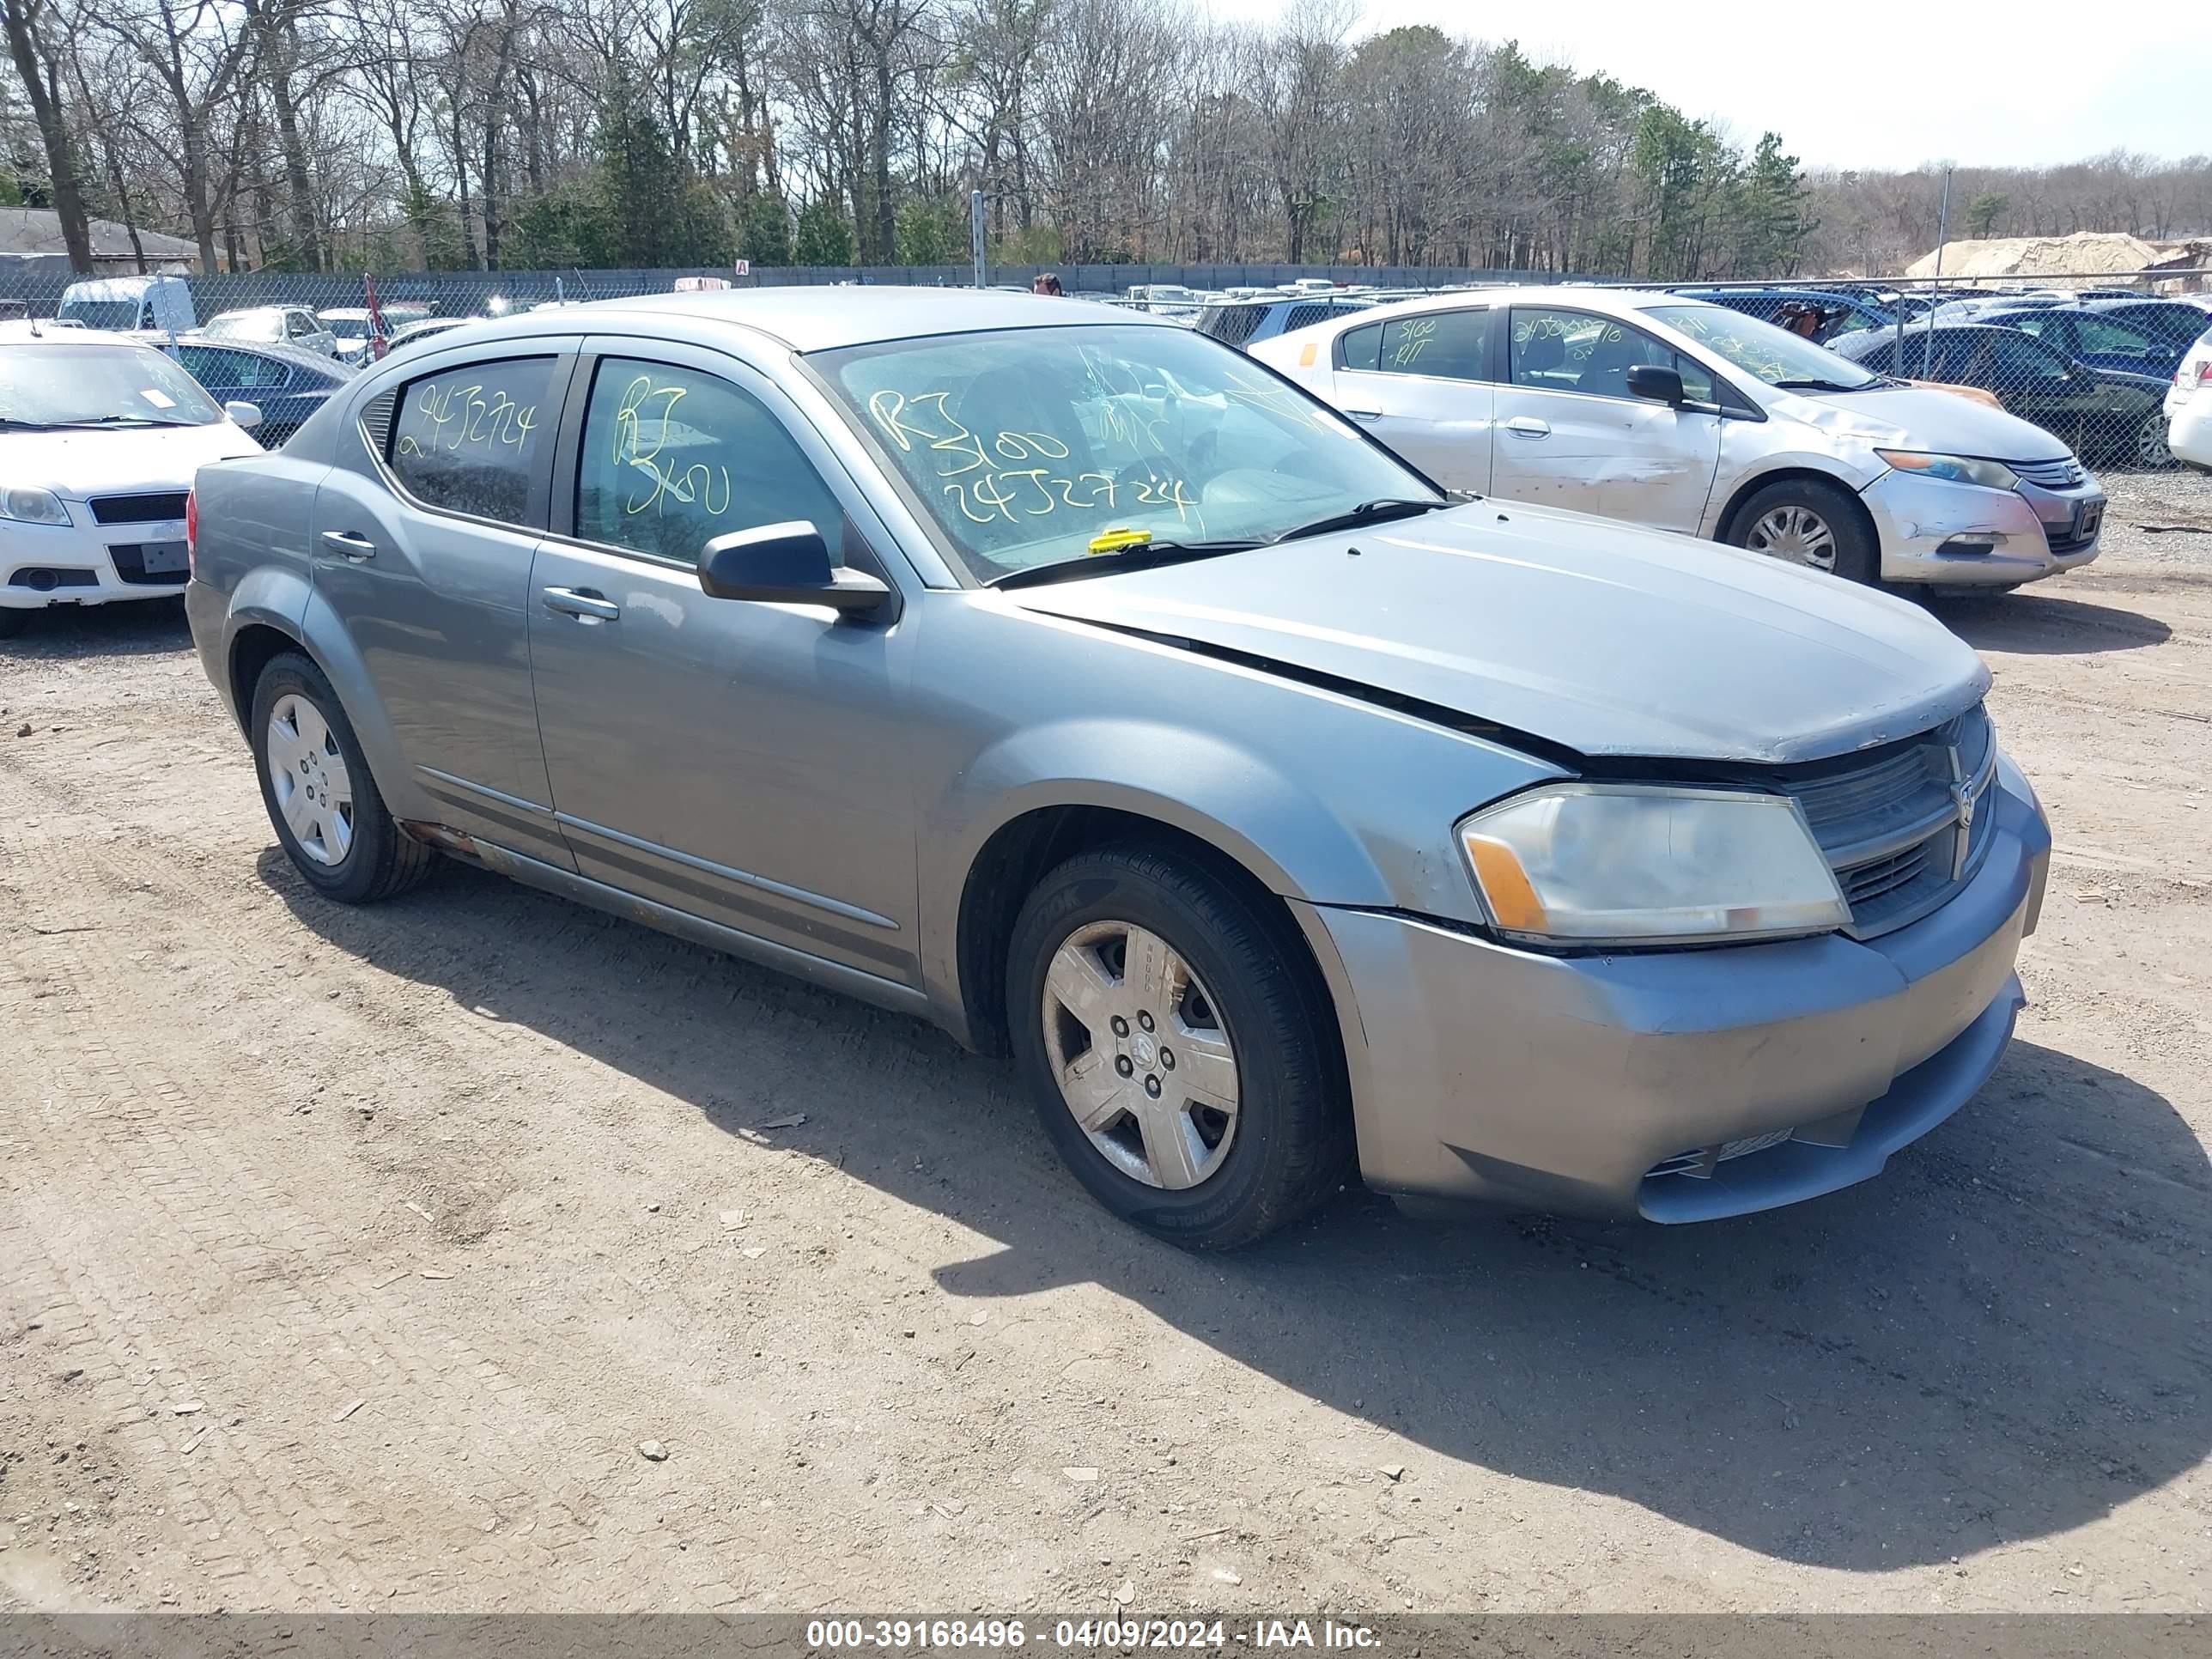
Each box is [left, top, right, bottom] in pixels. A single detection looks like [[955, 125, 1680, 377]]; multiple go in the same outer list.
[[1458, 784, 1849, 947], [0, 486, 71, 526], [1874, 449, 2019, 491]]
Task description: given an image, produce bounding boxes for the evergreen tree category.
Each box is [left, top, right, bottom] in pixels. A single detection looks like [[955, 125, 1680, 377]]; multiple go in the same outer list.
[[893, 198, 961, 265], [1734, 132, 1816, 276], [793, 197, 855, 266], [738, 195, 792, 267]]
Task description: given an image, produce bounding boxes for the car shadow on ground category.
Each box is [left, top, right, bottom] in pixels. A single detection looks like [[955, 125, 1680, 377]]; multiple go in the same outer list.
[[264, 851, 2212, 1577], [1930, 591, 2172, 655], [0, 598, 191, 659]]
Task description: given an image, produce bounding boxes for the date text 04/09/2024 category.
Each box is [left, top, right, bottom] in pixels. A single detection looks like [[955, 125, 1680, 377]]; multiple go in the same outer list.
[[803, 1619, 1382, 1650]]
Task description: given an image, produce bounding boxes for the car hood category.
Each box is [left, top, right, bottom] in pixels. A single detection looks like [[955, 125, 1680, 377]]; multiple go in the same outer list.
[[9, 422, 263, 499], [1771, 384, 2070, 462], [1006, 502, 1990, 765]]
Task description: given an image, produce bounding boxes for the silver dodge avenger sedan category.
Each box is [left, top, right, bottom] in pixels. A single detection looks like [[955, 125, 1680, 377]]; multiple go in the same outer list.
[[185, 289, 2051, 1248]]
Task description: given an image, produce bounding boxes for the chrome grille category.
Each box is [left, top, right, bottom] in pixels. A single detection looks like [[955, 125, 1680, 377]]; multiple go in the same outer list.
[[2010, 457, 2087, 489], [1772, 704, 1996, 938]]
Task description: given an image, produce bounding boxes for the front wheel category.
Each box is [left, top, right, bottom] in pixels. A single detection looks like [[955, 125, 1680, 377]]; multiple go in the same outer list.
[[1006, 845, 1352, 1249], [0, 607, 27, 639], [1727, 478, 1878, 584]]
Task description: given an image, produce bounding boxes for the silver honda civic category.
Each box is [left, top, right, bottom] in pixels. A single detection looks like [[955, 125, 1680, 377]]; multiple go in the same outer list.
[[184, 289, 2051, 1248]]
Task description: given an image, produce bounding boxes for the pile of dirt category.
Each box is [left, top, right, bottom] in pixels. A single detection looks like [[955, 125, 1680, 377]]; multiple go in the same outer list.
[[1905, 230, 2165, 281]]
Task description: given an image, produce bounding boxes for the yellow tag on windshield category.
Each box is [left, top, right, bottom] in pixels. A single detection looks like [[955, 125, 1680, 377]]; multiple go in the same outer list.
[[1087, 527, 1153, 556]]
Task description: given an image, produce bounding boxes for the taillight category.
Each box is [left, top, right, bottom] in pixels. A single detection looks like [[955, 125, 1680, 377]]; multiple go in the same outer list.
[[185, 489, 198, 578]]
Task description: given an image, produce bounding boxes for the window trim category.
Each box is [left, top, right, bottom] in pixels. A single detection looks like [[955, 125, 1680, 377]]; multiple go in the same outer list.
[[543, 335, 906, 613], [367, 349, 579, 535]]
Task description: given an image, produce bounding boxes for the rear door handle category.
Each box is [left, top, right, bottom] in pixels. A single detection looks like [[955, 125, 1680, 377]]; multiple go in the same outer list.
[[1340, 404, 1382, 422], [542, 586, 620, 622], [1504, 416, 1551, 438], [319, 529, 376, 561]]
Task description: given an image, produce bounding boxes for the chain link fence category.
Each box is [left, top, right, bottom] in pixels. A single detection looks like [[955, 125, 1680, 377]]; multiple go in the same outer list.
[[6, 262, 2204, 469]]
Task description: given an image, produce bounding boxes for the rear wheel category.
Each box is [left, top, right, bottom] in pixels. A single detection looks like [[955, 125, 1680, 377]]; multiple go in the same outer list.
[[2135, 410, 2176, 471], [1728, 478, 1878, 584], [1006, 844, 1352, 1249], [250, 652, 431, 903]]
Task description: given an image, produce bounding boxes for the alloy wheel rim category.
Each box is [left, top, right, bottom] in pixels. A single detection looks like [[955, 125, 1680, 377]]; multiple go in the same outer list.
[[2138, 414, 2173, 470], [266, 694, 356, 866], [1041, 920, 1240, 1189], [1746, 504, 1838, 570]]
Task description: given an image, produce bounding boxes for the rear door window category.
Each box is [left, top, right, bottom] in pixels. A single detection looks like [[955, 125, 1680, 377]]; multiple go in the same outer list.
[[387, 357, 557, 526], [1375, 309, 1490, 381]]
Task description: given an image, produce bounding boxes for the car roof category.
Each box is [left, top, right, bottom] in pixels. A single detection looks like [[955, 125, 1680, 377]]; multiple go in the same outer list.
[[1283, 286, 1725, 328], [2079, 296, 2190, 311], [59, 276, 175, 298], [174, 331, 355, 373], [0, 320, 162, 346], [526, 286, 1175, 353]]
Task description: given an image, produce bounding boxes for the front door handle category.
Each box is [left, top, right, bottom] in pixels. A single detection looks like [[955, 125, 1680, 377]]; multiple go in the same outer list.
[[319, 529, 376, 561], [1504, 416, 1552, 439], [1341, 404, 1383, 422], [542, 586, 620, 622]]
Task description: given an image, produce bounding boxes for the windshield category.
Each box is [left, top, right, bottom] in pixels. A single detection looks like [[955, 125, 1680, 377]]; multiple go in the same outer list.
[[324, 315, 373, 340], [0, 343, 223, 427], [57, 300, 140, 331], [1647, 304, 1882, 391], [813, 324, 1436, 582]]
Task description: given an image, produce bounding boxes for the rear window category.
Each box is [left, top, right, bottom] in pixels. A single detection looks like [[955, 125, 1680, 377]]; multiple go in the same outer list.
[[387, 356, 556, 525], [1197, 306, 1267, 347]]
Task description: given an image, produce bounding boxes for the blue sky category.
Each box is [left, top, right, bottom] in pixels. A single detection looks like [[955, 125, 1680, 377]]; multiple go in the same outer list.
[[1205, 0, 2212, 172]]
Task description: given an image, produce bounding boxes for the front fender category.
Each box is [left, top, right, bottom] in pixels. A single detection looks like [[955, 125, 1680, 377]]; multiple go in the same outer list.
[[1705, 441, 1885, 539]]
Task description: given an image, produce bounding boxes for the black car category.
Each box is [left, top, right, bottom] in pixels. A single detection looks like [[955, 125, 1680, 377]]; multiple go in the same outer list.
[[1954, 301, 2189, 383], [1832, 323, 2172, 469], [168, 336, 356, 448]]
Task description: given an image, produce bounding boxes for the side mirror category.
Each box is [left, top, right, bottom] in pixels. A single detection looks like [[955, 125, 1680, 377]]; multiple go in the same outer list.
[[1626, 363, 1686, 405], [697, 520, 890, 617], [225, 400, 263, 430]]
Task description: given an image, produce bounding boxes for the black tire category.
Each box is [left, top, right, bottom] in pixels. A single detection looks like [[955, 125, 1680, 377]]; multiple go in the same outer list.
[[1725, 477, 1879, 584], [1006, 842, 1353, 1249], [0, 608, 27, 639], [249, 651, 432, 903]]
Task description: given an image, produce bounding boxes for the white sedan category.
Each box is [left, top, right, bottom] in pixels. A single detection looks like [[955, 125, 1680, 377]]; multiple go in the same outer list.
[[2166, 323, 2212, 472], [202, 304, 340, 358], [1249, 286, 2109, 589], [0, 324, 264, 635]]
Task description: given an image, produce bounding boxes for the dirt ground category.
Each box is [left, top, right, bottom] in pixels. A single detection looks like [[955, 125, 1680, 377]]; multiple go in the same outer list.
[[3, 473, 2209, 1617]]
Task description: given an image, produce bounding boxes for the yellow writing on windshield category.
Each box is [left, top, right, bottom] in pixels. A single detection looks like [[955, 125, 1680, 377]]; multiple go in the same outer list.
[[395, 379, 538, 459], [867, 382, 1196, 532], [611, 374, 731, 519]]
